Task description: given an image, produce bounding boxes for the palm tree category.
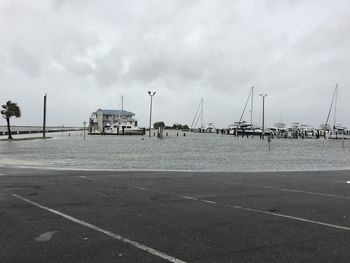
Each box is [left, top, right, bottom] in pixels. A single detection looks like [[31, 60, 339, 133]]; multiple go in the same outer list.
[[1, 101, 21, 139]]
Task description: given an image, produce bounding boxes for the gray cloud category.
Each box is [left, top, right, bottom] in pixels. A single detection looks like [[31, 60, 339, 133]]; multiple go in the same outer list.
[[0, 0, 350, 128]]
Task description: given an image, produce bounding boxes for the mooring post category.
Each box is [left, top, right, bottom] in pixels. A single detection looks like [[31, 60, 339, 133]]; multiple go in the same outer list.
[[83, 121, 86, 140]]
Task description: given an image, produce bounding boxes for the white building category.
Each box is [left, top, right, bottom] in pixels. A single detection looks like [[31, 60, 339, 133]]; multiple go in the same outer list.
[[90, 109, 137, 133]]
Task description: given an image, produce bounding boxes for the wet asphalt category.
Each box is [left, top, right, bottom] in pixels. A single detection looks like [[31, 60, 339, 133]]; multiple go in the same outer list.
[[0, 167, 349, 263]]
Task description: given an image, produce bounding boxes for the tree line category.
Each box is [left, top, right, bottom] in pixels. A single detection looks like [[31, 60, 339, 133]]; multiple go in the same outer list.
[[153, 121, 189, 130]]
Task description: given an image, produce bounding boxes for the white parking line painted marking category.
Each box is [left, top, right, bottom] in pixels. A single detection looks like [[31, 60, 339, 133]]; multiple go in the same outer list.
[[212, 179, 350, 200], [12, 194, 187, 263], [79, 176, 87, 179], [134, 187, 350, 232], [224, 203, 350, 231], [262, 185, 350, 199], [347, 181, 350, 184], [202, 200, 217, 204], [182, 195, 198, 201]]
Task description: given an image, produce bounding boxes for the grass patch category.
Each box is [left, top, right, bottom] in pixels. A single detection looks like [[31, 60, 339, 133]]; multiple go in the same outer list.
[[0, 137, 52, 141]]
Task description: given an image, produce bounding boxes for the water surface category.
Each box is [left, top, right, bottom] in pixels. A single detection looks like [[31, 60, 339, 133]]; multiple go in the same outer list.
[[1, 131, 350, 172]]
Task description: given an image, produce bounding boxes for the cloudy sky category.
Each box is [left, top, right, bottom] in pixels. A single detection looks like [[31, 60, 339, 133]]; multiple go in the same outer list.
[[1, 0, 349, 128]]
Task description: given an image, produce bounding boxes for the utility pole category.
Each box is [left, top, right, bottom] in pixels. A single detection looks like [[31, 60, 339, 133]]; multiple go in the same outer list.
[[259, 94, 268, 139], [43, 94, 47, 138], [148, 91, 156, 137]]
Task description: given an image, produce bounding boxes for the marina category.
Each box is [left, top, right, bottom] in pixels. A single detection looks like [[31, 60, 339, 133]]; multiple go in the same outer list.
[[188, 84, 350, 140]]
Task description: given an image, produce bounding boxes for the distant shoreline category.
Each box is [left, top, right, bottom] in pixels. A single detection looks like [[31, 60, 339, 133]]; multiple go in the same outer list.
[[0, 125, 82, 130], [0, 126, 84, 136], [1, 164, 349, 174], [0, 137, 52, 142]]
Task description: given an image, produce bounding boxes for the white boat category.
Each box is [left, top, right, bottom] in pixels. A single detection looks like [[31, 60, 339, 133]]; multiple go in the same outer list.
[[205, 122, 216, 131], [111, 121, 144, 135], [274, 122, 286, 129]]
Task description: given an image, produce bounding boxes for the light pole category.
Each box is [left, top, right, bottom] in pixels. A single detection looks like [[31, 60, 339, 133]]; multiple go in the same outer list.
[[83, 121, 86, 140], [148, 91, 156, 137], [259, 94, 268, 139]]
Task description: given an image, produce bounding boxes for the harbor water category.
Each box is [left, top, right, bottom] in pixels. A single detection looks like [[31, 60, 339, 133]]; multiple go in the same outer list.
[[1, 131, 350, 172]]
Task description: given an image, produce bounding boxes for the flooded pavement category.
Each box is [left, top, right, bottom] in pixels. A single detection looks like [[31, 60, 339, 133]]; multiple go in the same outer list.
[[1, 131, 350, 172]]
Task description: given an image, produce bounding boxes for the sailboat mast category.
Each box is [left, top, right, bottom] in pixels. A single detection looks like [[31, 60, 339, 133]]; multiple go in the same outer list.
[[190, 99, 202, 129], [238, 88, 252, 124], [201, 98, 204, 128], [324, 83, 338, 130], [333, 83, 338, 129], [250, 86, 254, 129]]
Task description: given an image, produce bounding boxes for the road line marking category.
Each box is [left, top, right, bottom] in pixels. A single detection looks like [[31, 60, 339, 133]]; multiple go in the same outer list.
[[262, 185, 350, 199], [225, 203, 350, 231], [201, 200, 217, 204], [133, 187, 350, 232], [212, 179, 350, 200], [11, 194, 187, 263], [182, 195, 198, 200], [79, 176, 87, 179]]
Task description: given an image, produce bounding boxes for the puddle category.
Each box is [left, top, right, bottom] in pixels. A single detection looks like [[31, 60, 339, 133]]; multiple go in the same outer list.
[[35, 231, 58, 242]]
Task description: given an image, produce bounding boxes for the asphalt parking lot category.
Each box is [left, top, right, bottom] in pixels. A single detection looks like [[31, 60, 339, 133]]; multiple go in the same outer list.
[[0, 167, 349, 262]]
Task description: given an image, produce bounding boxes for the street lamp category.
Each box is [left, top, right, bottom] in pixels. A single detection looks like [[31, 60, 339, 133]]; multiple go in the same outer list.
[[83, 121, 86, 140], [259, 94, 268, 139], [148, 91, 156, 137]]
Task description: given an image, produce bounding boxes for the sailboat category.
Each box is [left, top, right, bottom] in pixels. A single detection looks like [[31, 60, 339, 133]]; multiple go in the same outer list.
[[229, 87, 257, 135], [190, 98, 216, 132], [320, 84, 348, 139]]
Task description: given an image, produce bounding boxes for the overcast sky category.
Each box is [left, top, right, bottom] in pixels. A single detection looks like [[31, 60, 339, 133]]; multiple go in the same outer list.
[[1, 0, 349, 128]]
